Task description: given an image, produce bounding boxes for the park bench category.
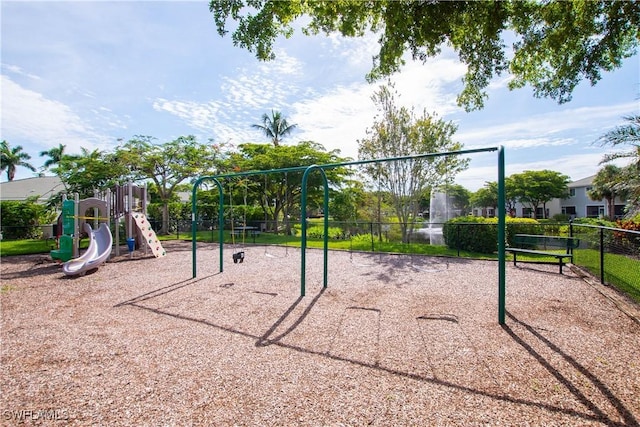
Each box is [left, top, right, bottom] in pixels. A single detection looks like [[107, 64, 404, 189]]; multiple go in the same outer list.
[[507, 234, 580, 274]]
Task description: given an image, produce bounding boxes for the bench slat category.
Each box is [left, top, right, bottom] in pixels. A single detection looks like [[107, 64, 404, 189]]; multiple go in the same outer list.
[[507, 248, 573, 258]]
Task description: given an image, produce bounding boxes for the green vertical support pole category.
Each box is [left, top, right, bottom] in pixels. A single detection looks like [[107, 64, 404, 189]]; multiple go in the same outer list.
[[216, 178, 225, 274], [192, 177, 224, 278], [321, 169, 329, 289], [300, 165, 329, 296], [497, 146, 506, 325], [300, 167, 311, 297], [191, 179, 200, 278]]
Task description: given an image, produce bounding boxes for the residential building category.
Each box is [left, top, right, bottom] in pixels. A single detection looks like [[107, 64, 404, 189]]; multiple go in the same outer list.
[[560, 175, 625, 219], [473, 175, 626, 219], [0, 176, 65, 203]]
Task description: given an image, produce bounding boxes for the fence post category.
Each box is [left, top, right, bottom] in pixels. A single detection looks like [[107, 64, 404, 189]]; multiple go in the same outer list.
[[569, 219, 573, 238], [456, 223, 460, 257]]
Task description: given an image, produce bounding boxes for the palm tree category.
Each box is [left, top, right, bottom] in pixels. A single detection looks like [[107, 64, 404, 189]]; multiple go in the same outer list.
[[39, 144, 66, 170], [597, 115, 640, 215], [0, 140, 36, 181], [598, 115, 640, 169], [251, 110, 297, 146], [588, 165, 623, 220]]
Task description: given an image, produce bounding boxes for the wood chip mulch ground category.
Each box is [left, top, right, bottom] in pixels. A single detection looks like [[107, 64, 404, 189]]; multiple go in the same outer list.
[[2, 241, 639, 426]]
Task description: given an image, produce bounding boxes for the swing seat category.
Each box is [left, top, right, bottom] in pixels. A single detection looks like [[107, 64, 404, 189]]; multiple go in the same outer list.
[[233, 251, 245, 264]]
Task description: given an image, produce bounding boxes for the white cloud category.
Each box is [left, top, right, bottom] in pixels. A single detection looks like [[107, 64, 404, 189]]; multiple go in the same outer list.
[[290, 83, 375, 158], [1, 75, 110, 157], [457, 101, 638, 148], [2, 64, 41, 80]]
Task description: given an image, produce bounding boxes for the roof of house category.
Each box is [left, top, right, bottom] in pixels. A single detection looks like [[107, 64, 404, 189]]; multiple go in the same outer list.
[[0, 176, 66, 202], [568, 175, 595, 188]]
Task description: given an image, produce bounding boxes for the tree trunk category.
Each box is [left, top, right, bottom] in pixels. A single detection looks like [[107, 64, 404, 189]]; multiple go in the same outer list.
[[607, 195, 616, 220], [401, 222, 409, 244], [161, 201, 169, 235]]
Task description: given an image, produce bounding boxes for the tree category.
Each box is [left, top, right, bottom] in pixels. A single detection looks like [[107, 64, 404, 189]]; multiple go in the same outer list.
[[510, 170, 570, 219], [210, 1, 639, 111], [471, 183, 498, 217], [230, 141, 349, 233], [251, 110, 298, 146], [54, 148, 129, 198], [117, 136, 225, 234], [597, 115, 640, 167], [0, 140, 36, 181], [39, 144, 66, 170], [329, 175, 367, 223], [588, 164, 624, 220], [471, 179, 518, 217], [597, 115, 640, 214], [358, 84, 468, 242]]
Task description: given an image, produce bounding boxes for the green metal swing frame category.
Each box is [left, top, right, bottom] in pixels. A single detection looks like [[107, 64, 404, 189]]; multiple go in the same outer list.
[[191, 146, 507, 324]]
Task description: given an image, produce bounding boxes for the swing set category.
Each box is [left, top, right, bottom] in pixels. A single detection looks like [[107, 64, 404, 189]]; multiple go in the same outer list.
[[191, 146, 509, 325]]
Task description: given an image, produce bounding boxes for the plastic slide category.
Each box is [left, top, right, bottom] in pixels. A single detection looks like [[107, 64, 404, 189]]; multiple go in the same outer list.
[[131, 213, 166, 258], [62, 223, 113, 276]]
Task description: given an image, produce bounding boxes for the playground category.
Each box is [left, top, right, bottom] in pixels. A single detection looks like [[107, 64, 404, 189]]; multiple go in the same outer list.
[[2, 241, 639, 426]]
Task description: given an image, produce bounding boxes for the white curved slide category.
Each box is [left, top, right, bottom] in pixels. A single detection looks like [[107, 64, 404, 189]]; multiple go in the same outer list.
[[63, 223, 113, 276]]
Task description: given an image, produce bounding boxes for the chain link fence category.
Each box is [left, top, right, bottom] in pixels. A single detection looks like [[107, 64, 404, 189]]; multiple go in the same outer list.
[[570, 223, 640, 296]]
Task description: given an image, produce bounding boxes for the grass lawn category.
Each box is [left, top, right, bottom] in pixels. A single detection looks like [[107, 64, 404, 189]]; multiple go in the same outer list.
[[574, 249, 640, 303], [0, 238, 89, 257]]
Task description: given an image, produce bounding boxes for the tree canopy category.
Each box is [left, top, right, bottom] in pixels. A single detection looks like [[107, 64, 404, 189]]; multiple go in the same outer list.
[[39, 144, 66, 170], [54, 147, 128, 199], [509, 170, 570, 218], [117, 136, 224, 234], [228, 140, 350, 232], [251, 110, 298, 146], [210, 0, 639, 111]]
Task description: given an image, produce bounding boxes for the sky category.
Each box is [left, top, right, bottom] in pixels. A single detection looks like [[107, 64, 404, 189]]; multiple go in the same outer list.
[[1, 1, 639, 191]]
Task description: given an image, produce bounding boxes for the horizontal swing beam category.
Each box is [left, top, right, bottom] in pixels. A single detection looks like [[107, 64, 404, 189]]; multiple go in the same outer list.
[[193, 147, 498, 184]]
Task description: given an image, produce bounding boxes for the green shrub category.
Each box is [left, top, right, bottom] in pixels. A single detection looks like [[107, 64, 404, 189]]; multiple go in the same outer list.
[[306, 226, 344, 239], [571, 217, 616, 227], [0, 200, 52, 240], [505, 217, 542, 243], [443, 216, 544, 254], [443, 216, 498, 254], [552, 213, 571, 222]]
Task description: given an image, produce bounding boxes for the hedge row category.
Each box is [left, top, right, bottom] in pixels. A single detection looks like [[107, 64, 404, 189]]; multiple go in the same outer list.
[[442, 216, 541, 254]]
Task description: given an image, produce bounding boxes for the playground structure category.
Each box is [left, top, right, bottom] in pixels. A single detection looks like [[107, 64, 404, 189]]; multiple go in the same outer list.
[[191, 147, 508, 324], [50, 183, 165, 275]]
